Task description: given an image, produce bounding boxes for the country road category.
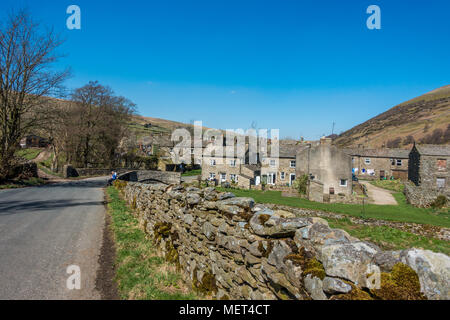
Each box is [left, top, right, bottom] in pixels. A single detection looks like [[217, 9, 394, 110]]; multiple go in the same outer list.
[[359, 180, 398, 205], [0, 177, 108, 299]]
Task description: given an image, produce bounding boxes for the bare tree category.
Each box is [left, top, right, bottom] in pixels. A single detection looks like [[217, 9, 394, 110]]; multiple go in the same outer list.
[[55, 81, 136, 168], [0, 10, 69, 180]]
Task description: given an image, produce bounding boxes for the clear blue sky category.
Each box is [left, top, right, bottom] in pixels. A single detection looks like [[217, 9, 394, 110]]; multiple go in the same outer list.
[[2, 0, 449, 139]]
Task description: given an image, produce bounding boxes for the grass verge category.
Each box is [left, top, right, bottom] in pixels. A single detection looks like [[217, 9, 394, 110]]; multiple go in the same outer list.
[[327, 218, 449, 255], [181, 169, 202, 177], [0, 177, 46, 189], [106, 186, 197, 300], [217, 187, 450, 228]]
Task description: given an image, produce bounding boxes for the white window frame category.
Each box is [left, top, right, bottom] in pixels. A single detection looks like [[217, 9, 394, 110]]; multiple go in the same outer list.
[[209, 173, 216, 179], [267, 172, 276, 185], [339, 179, 348, 187], [269, 159, 276, 168], [290, 160, 296, 168], [230, 174, 237, 182], [289, 173, 296, 186], [220, 173, 226, 182], [210, 159, 216, 166], [437, 178, 445, 189], [280, 172, 285, 180], [229, 159, 237, 167], [365, 158, 371, 164]]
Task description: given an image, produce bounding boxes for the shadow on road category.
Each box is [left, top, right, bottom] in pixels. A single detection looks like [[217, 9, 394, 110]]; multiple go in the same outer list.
[[0, 199, 105, 215]]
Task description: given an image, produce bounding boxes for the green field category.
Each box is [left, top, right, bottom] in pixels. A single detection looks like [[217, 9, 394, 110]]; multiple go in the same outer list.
[[327, 218, 449, 255], [217, 187, 450, 228]]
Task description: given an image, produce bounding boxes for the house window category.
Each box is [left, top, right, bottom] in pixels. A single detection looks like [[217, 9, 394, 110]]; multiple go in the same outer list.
[[437, 178, 446, 189], [391, 159, 395, 165], [209, 173, 216, 179], [280, 172, 285, 180], [437, 159, 447, 171], [229, 159, 236, 167], [220, 173, 226, 182], [339, 179, 348, 187], [396, 159, 402, 166], [190, 148, 195, 155], [329, 187, 335, 195], [290, 174, 296, 185], [270, 159, 276, 167], [290, 160, 296, 168], [230, 174, 238, 182], [365, 158, 371, 164], [210, 159, 216, 166], [267, 173, 276, 185]]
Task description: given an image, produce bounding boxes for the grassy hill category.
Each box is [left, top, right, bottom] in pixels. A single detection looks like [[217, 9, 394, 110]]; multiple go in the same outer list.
[[128, 115, 220, 139], [334, 85, 450, 148]]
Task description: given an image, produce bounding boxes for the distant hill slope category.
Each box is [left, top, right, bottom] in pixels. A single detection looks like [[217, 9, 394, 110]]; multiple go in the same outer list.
[[334, 85, 450, 148], [128, 115, 218, 139]]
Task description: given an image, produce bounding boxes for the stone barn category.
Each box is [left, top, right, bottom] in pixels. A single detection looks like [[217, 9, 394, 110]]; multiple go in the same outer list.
[[408, 144, 450, 191]]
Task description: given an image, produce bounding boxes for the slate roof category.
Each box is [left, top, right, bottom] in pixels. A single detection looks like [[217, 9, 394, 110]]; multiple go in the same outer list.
[[415, 144, 450, 156], [344, 148, 410, 159]]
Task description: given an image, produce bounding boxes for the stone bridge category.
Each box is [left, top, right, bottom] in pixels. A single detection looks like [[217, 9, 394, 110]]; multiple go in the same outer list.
[[118, 170, 181, 185]]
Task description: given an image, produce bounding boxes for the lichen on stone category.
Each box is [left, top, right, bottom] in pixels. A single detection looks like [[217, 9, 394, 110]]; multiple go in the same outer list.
[[192, 267, 217, 295], [370, 263, 426, 300], [258, 214, 271, 225], [331, 282, 373, 300], [258, 240, 274, 258], [153, 221, 172, 244]]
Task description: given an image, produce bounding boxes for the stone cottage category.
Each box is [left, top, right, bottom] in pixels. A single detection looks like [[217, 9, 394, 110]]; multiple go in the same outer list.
[[296, 137, 353, 202], [344, 148, 410, 180], [260, 144, 304, 187], [408, 144, 450, 192]]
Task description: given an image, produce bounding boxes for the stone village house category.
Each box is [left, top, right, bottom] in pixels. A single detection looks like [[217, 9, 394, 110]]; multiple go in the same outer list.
[[344, 148, 410, 180], [260, 144, 301, 187], [408, 144, 450, 193], [296, 138, 353, 203], [201, 138, 305, 189]]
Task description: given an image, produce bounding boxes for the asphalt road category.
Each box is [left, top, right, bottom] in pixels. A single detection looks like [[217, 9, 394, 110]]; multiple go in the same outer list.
[[0, 177, 107, 299]]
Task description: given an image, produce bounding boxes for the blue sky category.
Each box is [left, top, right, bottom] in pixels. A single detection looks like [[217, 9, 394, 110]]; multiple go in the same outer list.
[[1, 0, 449, 139]]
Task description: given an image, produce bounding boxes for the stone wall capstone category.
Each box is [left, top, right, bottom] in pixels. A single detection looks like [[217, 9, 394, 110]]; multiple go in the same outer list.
[[121, 181, 450, 300]]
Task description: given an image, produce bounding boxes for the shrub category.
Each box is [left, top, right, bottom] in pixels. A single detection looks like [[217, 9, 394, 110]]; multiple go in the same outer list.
[[430, 195, 448, 208], [292, 174, 308, 194]]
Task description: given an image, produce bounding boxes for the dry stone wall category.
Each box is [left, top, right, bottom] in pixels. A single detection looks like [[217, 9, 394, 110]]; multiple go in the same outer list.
[[121, 181, 450, 300], [404, 182, 450, 207]]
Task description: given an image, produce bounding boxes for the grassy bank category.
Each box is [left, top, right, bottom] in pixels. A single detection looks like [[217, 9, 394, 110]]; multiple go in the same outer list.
[[217, 187, 449, 228], [327, 218, 449, 255], [106, 186, 197, 300], [0, 177, 46, 189], [15, 148, 42, 160], [370, 179, 405, 192]]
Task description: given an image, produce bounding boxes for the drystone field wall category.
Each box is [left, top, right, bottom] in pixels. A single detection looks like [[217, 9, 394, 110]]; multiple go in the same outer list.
[[404, 182, 450, 208], [120, 181, 450, 300]]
